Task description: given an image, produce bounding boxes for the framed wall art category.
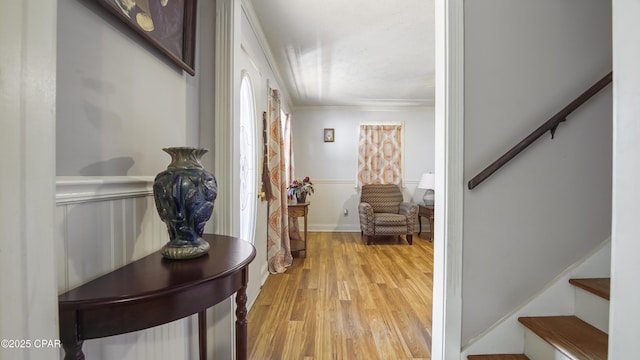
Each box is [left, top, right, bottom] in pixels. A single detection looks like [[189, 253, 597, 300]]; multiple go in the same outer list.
[[324, 128, 335, 142], [95, 0, 197, 75]]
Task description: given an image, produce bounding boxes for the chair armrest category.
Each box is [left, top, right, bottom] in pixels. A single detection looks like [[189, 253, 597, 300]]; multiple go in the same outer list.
[[358, 202, 375, 235], [399, 202, 418, 231]]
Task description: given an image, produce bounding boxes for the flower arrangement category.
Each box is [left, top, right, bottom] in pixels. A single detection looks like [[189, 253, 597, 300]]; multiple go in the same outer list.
[[287, 176, 315, 200]]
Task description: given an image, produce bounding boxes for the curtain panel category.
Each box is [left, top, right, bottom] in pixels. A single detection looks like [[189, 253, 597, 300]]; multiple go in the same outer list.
[[266, 89, 293, 273], [356, 124, 404, 188]]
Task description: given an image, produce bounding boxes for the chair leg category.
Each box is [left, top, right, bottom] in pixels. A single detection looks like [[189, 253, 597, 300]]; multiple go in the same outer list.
[[406, 234, 413, 245], [364, 235, 372, 245]]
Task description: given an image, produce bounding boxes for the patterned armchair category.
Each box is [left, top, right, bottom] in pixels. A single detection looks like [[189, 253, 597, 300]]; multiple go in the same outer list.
[[358, 184, 418, 245]]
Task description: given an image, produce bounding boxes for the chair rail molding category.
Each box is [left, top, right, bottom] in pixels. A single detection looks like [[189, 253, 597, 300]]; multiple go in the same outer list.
[[56, 176, 154, 205]]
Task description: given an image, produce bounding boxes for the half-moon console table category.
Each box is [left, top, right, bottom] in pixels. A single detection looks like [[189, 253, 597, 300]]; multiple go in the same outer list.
[[58, 234, 256, 360]]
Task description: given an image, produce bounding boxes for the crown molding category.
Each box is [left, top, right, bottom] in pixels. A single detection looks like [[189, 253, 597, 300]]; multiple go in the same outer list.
[[292, 104, 435, 112]]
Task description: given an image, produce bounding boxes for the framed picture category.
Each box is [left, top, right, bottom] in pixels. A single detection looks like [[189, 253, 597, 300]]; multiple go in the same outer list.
[[324, 128, 335, 142], [95, 0, 197, 75]]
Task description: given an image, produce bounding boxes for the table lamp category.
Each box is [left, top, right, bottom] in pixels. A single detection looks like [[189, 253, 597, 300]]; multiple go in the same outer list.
[[417, 173, 435, 206]]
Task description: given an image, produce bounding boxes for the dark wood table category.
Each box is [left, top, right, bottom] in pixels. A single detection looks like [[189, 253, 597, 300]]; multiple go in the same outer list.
[[288, 202, 309, 257], [58, 234, 256, 360], [418, 205, 434, 242]]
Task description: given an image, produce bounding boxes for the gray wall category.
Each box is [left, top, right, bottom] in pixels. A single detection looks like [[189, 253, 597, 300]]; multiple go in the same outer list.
[[292, 108, 435, 181], [463, 0, 612, 344], [56, 0, 204, 176]]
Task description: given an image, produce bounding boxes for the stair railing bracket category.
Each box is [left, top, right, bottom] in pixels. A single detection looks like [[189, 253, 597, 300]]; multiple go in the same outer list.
[[549, 118, 567, 139]]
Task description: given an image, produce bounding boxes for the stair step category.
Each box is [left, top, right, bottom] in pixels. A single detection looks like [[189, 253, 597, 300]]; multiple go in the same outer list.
[[468, 355, 530, 360], [569, 278, 610, 300], [518, 316, 608, 359]]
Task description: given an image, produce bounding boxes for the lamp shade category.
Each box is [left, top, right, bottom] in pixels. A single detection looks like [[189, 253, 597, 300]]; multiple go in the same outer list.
[[417, 173, 435, 190]]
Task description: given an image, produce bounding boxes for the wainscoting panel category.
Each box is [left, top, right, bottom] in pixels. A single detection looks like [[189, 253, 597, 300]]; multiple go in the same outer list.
[[56, 177, 194, 359]]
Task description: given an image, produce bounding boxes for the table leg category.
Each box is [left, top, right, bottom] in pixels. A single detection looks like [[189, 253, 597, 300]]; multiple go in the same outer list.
[[60, 308, 85, 360], [418, 214, 423, 235], [303, 213, 308, 257], [198, 311, 206, 360], [235, 270, 249, 360], [62, 340, 84, 360], [428, 216, 434, 242]]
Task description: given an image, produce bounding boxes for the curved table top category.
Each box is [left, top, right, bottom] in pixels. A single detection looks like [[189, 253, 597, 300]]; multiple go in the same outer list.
[[59, 234, 256, 309]]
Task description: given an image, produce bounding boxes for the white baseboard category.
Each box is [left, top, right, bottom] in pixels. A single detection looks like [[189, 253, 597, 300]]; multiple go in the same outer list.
[[308, 224, 360, 232]]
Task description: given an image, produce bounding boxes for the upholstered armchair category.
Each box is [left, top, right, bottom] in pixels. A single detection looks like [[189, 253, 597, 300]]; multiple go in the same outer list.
[[358, 184, 418, 245]]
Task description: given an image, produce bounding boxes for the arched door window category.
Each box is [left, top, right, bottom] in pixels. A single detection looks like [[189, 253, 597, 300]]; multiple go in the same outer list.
[[239, 72, 258, 243]]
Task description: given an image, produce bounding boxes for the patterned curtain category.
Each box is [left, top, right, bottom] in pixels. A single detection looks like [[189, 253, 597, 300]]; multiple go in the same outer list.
[[356, 124, 403, 188], [282, 112, 303, 242], [267, 89, 293, 273]]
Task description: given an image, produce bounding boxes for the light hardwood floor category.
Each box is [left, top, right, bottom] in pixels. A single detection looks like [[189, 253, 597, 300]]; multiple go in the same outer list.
[[247, 232, 434, 359]]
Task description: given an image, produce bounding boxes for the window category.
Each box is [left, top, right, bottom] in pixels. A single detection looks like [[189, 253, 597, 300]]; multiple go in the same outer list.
[[239, 73, 257, 243], [356, 123, 404, 188]]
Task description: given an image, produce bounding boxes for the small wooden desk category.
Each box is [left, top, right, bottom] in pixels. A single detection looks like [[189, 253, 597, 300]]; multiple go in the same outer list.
[[418, 205, 434, 242], [58, 234, 256, 360], [288, 202, 309, 257]]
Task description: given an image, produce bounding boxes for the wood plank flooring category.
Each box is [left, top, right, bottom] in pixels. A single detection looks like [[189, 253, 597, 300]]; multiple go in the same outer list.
[[247, 232, 434, 359]]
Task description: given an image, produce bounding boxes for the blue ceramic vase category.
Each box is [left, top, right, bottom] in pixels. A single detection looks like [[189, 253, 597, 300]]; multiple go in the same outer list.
[[153, 147, 217, 259]]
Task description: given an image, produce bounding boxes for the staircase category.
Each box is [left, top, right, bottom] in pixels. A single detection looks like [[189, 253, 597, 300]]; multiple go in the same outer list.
[[468, 277, 610, 360]]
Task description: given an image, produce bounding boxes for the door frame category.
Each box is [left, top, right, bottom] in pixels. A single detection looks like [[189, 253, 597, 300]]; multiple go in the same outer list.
[[431, 0, 464, 358]]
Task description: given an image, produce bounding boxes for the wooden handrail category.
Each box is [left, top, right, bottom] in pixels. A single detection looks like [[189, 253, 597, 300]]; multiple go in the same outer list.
[[467, 72, 612, 190]]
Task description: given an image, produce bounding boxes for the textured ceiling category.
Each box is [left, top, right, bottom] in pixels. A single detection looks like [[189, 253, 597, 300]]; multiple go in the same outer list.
[[246, 0, 435, 108]]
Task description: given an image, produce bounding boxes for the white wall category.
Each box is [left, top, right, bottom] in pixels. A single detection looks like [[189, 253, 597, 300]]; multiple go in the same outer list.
[[56, 0, 200, 176], [292, 107, 435, 231], [609, 1, 640, 357], [1, 1, 59, 359], [463, 0, 612, 345]]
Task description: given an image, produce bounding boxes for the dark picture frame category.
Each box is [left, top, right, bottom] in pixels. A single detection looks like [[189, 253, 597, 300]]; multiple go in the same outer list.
[[95, 0, 197, 75], [324, 128, 335, 142]]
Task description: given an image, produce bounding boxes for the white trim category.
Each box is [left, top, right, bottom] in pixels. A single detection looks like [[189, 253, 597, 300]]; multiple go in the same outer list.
[[214, 0, 237, 237], [56, 176, 154, 205], [314, 179, 410, 185], [311, 179, 355, 185], [213, 2, 240, 359], [1, 1, 59, 355], [294, 105, 436, 112], [357, 121, 405, 126], [432, 0, 464, 358], [308, 225, 361, 232]]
